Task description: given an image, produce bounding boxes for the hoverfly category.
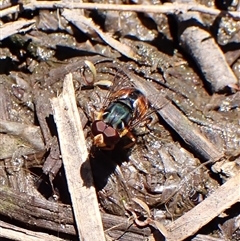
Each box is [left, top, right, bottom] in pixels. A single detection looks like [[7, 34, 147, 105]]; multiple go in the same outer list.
[[91, 82, 148, 150]]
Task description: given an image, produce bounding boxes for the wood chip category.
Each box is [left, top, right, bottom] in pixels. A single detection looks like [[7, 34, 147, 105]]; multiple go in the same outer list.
[[51, 73, 105, 241], [0, 19, 35, 41]]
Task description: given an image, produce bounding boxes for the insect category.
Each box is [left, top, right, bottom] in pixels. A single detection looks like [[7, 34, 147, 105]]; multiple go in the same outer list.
[[91, 87, 148, 150]]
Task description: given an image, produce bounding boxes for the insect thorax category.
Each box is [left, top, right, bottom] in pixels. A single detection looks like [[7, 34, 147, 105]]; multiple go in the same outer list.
[[102, 102, 133, 131]]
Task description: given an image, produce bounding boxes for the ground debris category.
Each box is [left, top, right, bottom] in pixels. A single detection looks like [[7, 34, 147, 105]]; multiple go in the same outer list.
[[0, 1, 240, 241]]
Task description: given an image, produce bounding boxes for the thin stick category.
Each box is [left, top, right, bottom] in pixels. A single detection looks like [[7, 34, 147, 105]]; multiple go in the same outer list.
[[1, 2, 240, 19]]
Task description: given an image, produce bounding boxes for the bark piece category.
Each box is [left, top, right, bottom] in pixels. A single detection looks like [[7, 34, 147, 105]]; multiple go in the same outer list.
[[0, 220, 65, 241], [51, 73, 105, 241], [0, 186, 151, 238], [179, 24, 237, 92], [170, 0, 238, 93], [0, 186, 75, 235], [0, 19, 36, 40]]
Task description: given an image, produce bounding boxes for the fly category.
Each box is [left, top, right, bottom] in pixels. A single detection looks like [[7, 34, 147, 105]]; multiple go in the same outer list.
[[91, 87, 148, 150]]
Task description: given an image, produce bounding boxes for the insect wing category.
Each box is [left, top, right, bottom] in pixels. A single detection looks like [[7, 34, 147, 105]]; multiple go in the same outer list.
[[128, 92, 148, 128], [133, 94, 148, 122], [99, 70, 132, 109]]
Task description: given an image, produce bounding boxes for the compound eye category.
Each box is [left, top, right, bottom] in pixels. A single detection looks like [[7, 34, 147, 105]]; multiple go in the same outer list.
[[91, 120, 107, 136], [103, 126, 120, 146]]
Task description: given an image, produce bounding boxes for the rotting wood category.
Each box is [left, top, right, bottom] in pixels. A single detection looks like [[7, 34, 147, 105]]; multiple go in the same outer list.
[[165, 173, 240, 241], [51, 73, 105, 241], [33, 87, 62, 177], [0, 77, 44, 193], [0, 133, 44, 160], [0, 220, 65, 241], [0, 186, 76, 235], [0, 186, 151, 238], [170, 0, 238, 93]]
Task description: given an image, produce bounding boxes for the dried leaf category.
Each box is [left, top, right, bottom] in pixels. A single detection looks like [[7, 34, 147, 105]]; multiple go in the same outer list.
[[132, 197, 151, 217]]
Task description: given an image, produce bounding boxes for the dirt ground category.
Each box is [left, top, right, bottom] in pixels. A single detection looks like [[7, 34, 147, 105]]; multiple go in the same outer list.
[[0, 1, 240, 241]]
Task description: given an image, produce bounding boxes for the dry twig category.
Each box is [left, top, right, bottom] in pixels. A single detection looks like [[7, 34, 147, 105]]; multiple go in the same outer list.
[[166, 173, 240, 241], [1, 2, 240, 19], [51, 73, 105, 241], [0, 20, 36, 41], [62, 10, 138, 61]]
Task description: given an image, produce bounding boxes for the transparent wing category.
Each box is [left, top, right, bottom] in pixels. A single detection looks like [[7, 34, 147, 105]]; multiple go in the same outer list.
[[94, 63, 132, 110]]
